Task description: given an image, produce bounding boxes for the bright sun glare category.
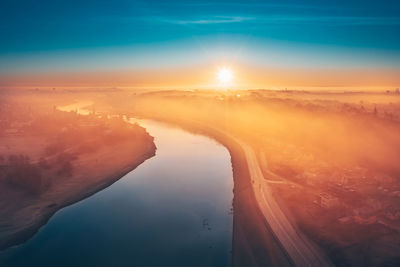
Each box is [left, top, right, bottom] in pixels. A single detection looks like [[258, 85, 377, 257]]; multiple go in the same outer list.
[[217, 67, 233, 86]]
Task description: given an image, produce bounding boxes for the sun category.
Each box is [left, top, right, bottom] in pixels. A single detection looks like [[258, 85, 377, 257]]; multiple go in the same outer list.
[[217, 67, 233, 86]]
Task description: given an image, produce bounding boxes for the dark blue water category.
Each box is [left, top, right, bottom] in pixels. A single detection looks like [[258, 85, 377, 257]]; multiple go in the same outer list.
[[0, 120, 233, 267]]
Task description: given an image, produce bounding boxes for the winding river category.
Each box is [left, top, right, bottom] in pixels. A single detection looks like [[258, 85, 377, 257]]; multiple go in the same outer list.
[[0, 119, 234, 267]]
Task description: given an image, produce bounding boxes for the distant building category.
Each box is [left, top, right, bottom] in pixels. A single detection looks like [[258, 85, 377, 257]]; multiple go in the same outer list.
[[365, 198, 382, 213], [4, 128, 19, 136], [386, 210, 400, 221], [338, 216, 352, 224], [298, 171, 317, 185], [375, 174, 393, 185], [319, 192, 339, 208], [353, 215, 376, 225]]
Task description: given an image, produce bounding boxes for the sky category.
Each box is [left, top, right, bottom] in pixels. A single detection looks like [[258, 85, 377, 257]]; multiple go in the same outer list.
[[1, 0, 400, 89]]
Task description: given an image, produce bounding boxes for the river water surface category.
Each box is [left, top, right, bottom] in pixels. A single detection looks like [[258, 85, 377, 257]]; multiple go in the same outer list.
[[0, 119, 233, 267]]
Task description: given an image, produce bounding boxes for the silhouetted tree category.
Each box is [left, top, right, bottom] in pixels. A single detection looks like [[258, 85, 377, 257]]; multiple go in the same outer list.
[[5, 155, 46, 194]]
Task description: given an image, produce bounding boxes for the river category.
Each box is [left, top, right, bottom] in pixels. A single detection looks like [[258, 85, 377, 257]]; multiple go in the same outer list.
[[0, 119, 233, 267]]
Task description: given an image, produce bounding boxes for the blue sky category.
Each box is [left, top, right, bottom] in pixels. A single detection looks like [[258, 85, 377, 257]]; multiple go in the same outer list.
[[1, 0, 400, 80]]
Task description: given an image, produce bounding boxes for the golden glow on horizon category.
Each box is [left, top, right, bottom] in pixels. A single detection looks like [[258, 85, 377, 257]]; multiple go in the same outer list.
[[217, 67, 233, 87], [1, 63, 399, 89]]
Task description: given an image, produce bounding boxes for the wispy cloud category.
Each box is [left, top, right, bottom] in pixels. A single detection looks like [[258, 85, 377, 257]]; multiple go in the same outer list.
[[255, 16, 400, 26], [93, 13, 400, 28], [152, 15, 400, 26], [159, 16, 252, 25]]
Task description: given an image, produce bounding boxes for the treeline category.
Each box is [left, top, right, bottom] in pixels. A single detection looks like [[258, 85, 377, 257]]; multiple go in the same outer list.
[[0, 153, 75, 195]]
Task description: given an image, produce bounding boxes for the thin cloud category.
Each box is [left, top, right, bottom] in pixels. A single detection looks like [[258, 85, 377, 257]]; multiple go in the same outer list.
[[255, 16, 400, 26], [169, 16, 400, 26], [160, 16, 253, 25], [147, 15, 400, 26], [102, 14, 400, 27]]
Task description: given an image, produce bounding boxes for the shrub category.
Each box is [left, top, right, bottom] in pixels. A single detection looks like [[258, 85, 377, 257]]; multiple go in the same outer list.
[[5, 155, 48, 194]]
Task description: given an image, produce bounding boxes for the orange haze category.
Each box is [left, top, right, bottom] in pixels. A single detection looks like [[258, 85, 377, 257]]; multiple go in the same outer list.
[[1, 64, 399, 89]]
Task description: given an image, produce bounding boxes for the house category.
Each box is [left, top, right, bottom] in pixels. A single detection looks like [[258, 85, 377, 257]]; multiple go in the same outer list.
[[354, 215, 377, 225], [319, 192, 340, 208], [338, 216, 352, 224]]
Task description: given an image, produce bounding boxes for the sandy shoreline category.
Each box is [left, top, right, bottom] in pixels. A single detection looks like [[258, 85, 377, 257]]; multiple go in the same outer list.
[[0, 138, 156, 251]]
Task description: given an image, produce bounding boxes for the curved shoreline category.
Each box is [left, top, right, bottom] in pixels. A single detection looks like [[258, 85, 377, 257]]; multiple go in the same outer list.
[[134, 115, 332, 267], [2, 113, 330, 266], [133, 116, 293, 266], [0, 141, 156, 251]]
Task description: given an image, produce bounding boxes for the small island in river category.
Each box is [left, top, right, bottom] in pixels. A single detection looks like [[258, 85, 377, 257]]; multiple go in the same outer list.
[[0, 98, 156, 250]]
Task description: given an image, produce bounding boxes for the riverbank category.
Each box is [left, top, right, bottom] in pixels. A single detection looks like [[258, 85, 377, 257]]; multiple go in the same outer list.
[[0, 137, 155, 250], [0, 118, 235, 267], [125, 89, 400, 266], [132, 114, 293, 266], [0, 101, 157, 250]]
